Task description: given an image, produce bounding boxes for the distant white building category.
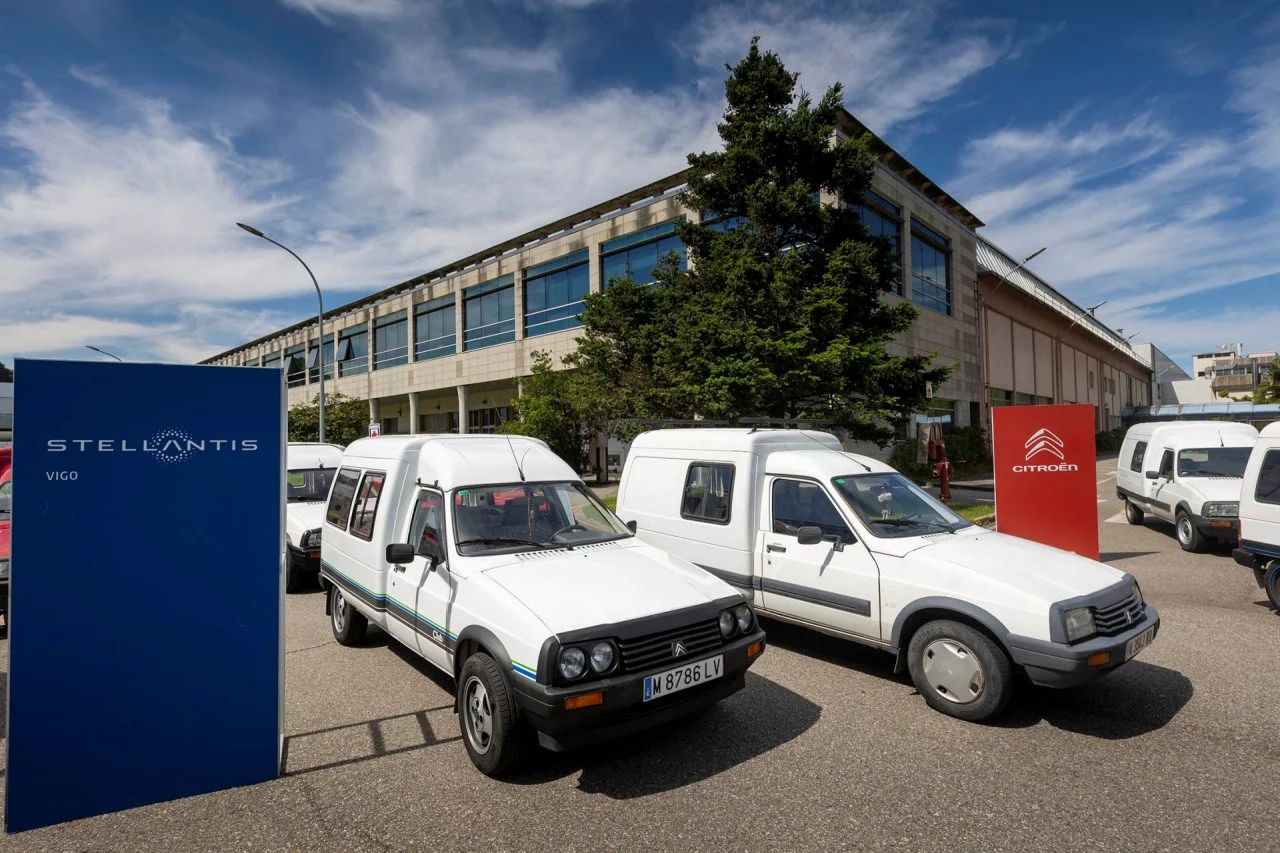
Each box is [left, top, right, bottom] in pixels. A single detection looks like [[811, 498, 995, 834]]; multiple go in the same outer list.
[[1191, 344, 1278, 397], [1132, 342, 1191, 405]]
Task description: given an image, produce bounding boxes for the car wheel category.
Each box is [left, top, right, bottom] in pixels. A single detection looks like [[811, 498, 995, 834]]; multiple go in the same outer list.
[[285, 554, 306, 594], [1175, 510, 1204, 553], [329, 584, 367, 646], [1265, 561, 1280, 611], [1124, 499, 1144, 525], [457, 652, 530, 777], [908, 619, 1013, 723]]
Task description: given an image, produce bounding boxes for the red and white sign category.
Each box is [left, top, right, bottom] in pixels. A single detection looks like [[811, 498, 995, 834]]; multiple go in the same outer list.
[[368, 421, 381, 438], [992, 404, 1099, 560]]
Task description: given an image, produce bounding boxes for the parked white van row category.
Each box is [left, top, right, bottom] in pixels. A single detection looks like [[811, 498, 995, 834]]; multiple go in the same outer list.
[[285, 442, 345, 592], [616, 429, 1159, 723], [1232, 422, 1280, 609], [1115, 422, 1258, 552]]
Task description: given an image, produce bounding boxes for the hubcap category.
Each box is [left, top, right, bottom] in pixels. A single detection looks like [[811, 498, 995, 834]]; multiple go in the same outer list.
[[463, 676, 494, 755], [922, 639, 984, 704], [332, 590, 346, 633], [1178, 518, 1192, 545]]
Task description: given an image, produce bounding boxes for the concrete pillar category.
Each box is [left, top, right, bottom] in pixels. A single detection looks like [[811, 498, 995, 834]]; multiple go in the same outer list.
[[457, 384, 469, 434], [455, 292, 466, 354], [369, 397, 377, 425], [513, 269, 526, 340], [587, 242, 602, 295], [409, 392, 420, 435]]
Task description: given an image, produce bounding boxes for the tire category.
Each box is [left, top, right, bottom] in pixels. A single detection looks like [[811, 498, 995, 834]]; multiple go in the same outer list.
[[329, 583, 367, 646], [1175, 510, 1204, 553], [285, 553, 306, 594], [1265, 561, 1280, 611], [457, 652, 530, 777], [1124, 499, 1144, 525], [907, 619, 1013, 722]]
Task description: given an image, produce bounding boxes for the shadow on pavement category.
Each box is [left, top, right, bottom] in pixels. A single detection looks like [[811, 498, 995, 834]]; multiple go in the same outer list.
[[759, 616, 1192, 740], [508, 671, 821, 798], [1101, 551, 1160, 562]]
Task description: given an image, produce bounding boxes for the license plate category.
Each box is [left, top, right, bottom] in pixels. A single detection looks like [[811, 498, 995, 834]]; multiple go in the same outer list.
[[1125, 626, 1155, 661], [643, 655, 723, 702]]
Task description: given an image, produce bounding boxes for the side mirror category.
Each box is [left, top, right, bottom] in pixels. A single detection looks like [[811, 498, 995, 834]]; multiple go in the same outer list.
[[796, 525, 823, 545], [1144, 471, 1159, 480], [386, 543, 415, 565], [625, 520, 638, 533]]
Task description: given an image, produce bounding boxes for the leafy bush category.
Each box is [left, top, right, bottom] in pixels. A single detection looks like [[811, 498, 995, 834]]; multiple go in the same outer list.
[[1095, 429, 1125, 453]]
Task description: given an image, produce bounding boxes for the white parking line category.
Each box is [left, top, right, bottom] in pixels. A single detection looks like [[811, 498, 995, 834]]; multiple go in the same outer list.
[[1104, 511, 1128, 524]]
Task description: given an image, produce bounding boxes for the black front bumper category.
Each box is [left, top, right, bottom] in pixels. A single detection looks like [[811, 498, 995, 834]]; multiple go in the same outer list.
[[1191, 514, 1238, 542], [510, 630, 766, 752], [287, 544, 320, 572], [1007, 606, 1160, 689]]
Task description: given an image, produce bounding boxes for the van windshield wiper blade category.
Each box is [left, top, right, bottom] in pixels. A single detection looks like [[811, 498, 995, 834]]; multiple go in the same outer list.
[[873, 518, 955, 532], [455, 537, 553, 549]]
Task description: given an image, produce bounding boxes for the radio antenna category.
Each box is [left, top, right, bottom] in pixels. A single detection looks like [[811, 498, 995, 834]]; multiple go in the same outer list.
[[505, 433, 527, 482], [797, 428, 872, 472]]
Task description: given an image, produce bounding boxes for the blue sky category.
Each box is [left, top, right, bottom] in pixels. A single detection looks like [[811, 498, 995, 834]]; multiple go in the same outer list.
[[2, 0, 1278, 372]]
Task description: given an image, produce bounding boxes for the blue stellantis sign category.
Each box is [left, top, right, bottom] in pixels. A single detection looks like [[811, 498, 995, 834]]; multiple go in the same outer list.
[[6, 359, 285, 833]]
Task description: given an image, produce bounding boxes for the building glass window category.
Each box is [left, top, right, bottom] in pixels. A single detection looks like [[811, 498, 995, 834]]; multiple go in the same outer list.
[[415, 297, 456, 361], [468, 407, 510, 434], [851, 191, 902, 295], [337, 329, 368, 377], [262, 351, 282, 372], [525, 252, 589, 338], [307, 338, 334, 382], [373, 311, 409, 370], [464, 275, 516, 350], [421, 412, 460, 434], [989, 388, 1013, 407], [910, 220, 951, 315], [284, 344, 306, 388], [601, 221, 687, 288]]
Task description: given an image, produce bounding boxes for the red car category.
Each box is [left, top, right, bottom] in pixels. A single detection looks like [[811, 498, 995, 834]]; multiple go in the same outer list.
[[0, 446, 10, 625]]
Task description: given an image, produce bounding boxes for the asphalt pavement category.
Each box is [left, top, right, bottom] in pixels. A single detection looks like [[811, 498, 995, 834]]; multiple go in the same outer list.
[[1, 456, 1277, 852]]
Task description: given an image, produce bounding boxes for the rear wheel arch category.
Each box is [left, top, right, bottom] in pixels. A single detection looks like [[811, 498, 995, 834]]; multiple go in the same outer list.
[[890, 599, 1013, 673]]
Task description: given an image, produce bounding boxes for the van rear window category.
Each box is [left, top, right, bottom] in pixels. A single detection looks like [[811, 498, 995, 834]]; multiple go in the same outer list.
[[1130, 441, 1147, 472], [1257, 450, 1280, 505], [325, 467, 362, 531], [681, 463, 734, 524]]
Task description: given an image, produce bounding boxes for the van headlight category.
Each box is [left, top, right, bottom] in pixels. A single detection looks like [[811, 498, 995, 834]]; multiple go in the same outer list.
[[1204, 502, 1239, 518], [557, 646, 587, 681], [1064, 607, 1096, 642], [718, 610, 738, 638], [302, 529, 322, 550], [588, 641, 616, 674], [733, 604, 753, 633]]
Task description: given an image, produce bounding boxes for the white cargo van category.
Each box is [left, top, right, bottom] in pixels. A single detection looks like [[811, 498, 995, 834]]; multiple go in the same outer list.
[[616, 429, 1160, 723], [1232, 421, 1280, 608], [320, 434, 766, 776], [285, 442, 346, 592], [1115, 422, 1258, 551]]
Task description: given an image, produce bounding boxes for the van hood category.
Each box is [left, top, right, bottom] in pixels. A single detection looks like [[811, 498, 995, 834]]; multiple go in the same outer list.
[[877, 529, 1125, 600], [1174, 477, 1244, 504], [286, 502, 325, 539], [481, 542, 736, 635]]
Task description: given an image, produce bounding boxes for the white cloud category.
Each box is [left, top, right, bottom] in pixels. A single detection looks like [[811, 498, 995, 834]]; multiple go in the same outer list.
[[279, 0, 407, 21]]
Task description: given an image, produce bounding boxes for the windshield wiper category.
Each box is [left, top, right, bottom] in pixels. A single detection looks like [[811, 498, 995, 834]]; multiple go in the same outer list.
[[873, 518, 955, 533], [455, 537, 556, 550]]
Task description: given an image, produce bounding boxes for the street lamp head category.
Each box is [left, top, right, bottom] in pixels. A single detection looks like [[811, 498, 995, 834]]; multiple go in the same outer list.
[[236, 222, 266, 238], [1025, 247, 1047, 262]]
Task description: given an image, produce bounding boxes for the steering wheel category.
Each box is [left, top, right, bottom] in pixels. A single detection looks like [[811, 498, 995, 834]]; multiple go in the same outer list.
[[551, 523, 590, 540]]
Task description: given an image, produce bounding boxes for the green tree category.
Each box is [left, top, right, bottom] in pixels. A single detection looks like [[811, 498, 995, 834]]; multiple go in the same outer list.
[[1253, 359, 1280, 404], [288, 392, 372, 446], [501, 351, 587, 471], [0, 361, 12, 383], [568, 38, 951, 444]]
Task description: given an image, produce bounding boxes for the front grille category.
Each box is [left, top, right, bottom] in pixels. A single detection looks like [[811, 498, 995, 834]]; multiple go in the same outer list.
[[1093, 589, 1145, 636], [616, 618, 723, 673]]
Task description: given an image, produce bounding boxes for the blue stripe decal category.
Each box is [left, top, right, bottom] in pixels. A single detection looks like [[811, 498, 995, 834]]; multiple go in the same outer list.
[[321, 561, 457, 639], [511, 663, 538, 681]]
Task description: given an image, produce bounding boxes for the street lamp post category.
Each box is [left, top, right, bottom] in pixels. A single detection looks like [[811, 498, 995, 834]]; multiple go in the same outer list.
[[84, 345, 123, 362], [237, 223, 326, 444], [988, 246, 1047, 297]]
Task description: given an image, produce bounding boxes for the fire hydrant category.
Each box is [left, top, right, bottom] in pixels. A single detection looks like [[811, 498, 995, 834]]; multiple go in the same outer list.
[[934, 457, 953, 502]]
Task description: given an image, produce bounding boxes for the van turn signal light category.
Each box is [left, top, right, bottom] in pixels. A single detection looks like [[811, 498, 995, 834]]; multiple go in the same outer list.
[[747, 641, 763, 658], [1086, 652, 1111, 667], [564, 691, 604, 711]]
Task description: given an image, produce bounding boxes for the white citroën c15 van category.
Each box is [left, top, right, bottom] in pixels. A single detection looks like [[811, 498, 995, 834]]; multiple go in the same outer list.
[[616, 429, 1160, 723], [284, 442, 346, 592], [1233, 421, 1280, 609], [1115, 421, 1258, 552], [320, 434, 766, 776]]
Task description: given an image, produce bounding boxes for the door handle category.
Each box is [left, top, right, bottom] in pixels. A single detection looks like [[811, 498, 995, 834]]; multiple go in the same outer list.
[[392, 564, 406, 573], [767, 543, 787, 553]]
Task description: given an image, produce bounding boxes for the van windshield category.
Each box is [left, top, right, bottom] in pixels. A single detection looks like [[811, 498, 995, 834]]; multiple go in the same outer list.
[[831, 473, 971, 538], [287, 468, 337, 502], [1176, 447, 1252, 478], [452, 482, 632, 554]]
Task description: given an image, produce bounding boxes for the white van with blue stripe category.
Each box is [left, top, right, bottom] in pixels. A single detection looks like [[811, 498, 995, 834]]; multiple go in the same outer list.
[[320, 434, 766, 777]]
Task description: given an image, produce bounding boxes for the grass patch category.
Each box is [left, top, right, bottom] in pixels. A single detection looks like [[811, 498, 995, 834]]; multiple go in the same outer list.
[[602, 496, 617, 511], [946, 501, 994, 522]]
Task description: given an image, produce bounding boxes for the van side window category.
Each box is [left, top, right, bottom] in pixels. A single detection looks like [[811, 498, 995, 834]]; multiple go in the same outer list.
[[1257, 450, 1280, 505], [350, 471, 387, 541], [408, 490, 446, 559], [325, 467, 362, 530], [1130, 441, 1147, 472], [681, 463, 734, 524], [772, 479, 854, 544], [1158, 450, 1174, 478]]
